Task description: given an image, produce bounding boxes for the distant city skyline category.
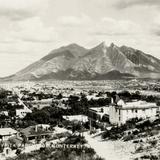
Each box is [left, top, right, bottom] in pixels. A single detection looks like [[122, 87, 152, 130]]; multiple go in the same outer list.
[[1, 0, 160, 76]]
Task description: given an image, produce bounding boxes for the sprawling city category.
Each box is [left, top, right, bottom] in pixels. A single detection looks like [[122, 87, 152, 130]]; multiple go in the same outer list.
[[0, 79, 160, 160]]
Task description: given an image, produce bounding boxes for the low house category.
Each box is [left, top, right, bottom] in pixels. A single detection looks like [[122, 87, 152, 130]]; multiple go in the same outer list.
[[0, 111, 8, 116], [29, 99, 53, 110], [63, 115, 88, 123], [20, 124, 53, 141], [16, 105, 32, 118], [109, 98, 159, 126], [88, 106, 109, 128], [0, 128, 18, 141], [55, 101, 71, 110]]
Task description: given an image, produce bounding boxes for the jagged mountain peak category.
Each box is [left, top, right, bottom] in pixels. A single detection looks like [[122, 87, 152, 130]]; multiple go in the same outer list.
[[110, 42, 116, 48], [94, 42, 119, 52], [41, 43, 88, 61], [58, 43, 87, 52], [65, 43, 83, 48], [2, 42, 160, 81], [98, 41, 108, 47], [95, 41, 116, 48]]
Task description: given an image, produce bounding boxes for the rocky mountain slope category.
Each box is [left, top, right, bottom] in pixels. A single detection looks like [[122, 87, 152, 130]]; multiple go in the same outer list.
[[3, 42, 160, 81]]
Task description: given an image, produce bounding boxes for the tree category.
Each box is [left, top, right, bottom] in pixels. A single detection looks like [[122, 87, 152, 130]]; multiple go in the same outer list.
[[21, 134, 27, 148], [0, 89, 7, 99], [33, 111, 50, 124], [8, 110, 16, 118], [80, 94, 88, 114], [57, 93, 63, 99], [68, 95, 80, 114], [0, 141, 4, 153]]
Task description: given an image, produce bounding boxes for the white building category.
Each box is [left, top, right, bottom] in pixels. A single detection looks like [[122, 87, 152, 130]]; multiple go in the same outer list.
[[16, 98, 32, 118], [16, 106, 32, 118], [63, 115, 88, 123], [29, 98, 53, 110], [0, 128, 18, 141], [109, 99, 159, 126], [87, 106, 109, 130], [88, 107, 109, 122]]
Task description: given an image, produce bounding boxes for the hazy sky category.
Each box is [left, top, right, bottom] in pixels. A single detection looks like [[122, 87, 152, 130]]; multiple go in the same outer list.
[[1, 0, 160, 76]]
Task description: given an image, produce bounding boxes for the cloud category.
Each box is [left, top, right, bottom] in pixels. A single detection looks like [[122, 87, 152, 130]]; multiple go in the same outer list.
[[0, 0, 48, 20], [0, 9, 34, 21], [152, 24, 160, 37], [13, 17, 58, 43], [0, 16, 58, 44], [154, 30, 160, 36], [149, 13, 160, 37], [89, 17, 143, 36], [0, 53, 35, 76], [115, 0, 160, 9], [0, 36, 16, 44], [57, 14, 91, 27]]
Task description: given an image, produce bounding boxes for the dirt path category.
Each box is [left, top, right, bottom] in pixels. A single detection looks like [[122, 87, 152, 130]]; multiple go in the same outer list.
[[84, 132, 135, 160]]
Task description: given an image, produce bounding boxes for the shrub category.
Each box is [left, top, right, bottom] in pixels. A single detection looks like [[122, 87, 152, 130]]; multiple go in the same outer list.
[[149, 140, 157, 146]]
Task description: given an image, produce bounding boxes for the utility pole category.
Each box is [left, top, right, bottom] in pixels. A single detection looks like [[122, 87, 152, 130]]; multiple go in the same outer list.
[[89, 118, 92, 133]]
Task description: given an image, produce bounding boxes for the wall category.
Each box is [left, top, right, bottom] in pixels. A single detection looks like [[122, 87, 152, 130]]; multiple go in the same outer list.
[[109, 104, 158, 126]]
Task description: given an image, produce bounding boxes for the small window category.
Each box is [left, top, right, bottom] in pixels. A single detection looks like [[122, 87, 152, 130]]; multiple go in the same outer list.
[[135, 110, 137, 113]]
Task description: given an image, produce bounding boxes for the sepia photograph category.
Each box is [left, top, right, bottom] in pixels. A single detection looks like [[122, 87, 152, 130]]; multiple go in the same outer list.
[[0, 0, 160, 159]]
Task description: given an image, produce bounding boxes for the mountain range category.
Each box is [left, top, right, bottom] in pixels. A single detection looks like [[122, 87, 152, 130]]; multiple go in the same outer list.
[[2, 42, 160, 81]]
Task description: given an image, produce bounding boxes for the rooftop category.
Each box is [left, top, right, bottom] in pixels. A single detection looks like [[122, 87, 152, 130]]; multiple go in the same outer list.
[[63, 115, 88, 122], [90, 106, 109, 116], [21, 124, 52, 137], [117, 99, 158, 110], [0, 128, 17, 136]]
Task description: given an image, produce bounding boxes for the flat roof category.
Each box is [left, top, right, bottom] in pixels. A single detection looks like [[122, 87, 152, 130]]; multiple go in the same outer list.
[[89, 107, 109, 116], [21, 125, 52, 137], [116, 100, 158, 110], [63, 115, 88, 122], [0, 128, 17, 136]]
